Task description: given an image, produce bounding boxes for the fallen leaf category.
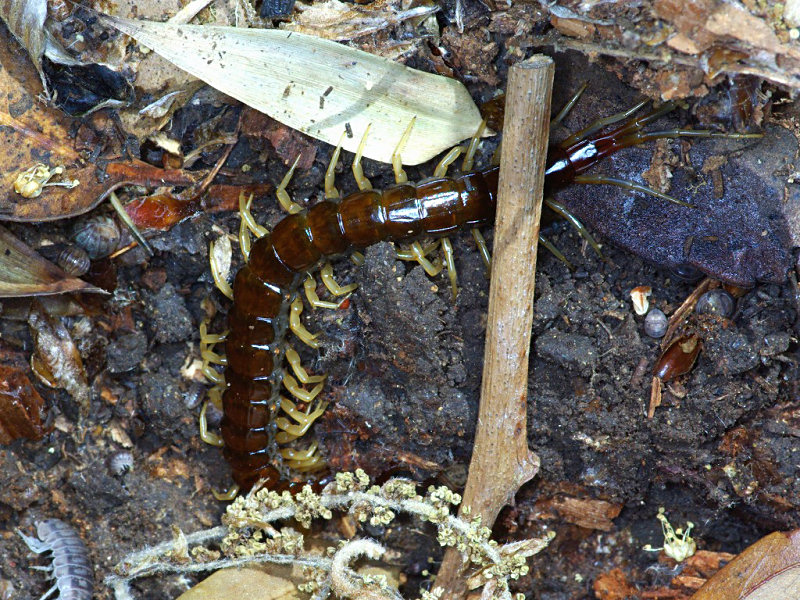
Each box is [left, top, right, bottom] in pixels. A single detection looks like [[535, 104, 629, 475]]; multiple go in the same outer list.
[[0, 364, 51, 444], [0, 225, 103, 297], [691, 529, 800, 599], [102, 15, 484, 165], [28, 301, 91, 417], [176, 567, 301, 600]]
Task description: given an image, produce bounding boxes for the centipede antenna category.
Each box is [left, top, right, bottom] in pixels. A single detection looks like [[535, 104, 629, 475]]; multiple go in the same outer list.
[[550, 81, 588, 128], [544, 197, 604, 259], [629, 129, 765, 144], [573, 175, 694, 208], [560, 99, 650, 147], [538, 234, 574, 270]]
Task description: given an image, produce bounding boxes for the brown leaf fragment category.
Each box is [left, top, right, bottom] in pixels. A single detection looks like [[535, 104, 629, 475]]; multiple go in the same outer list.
[[691, 529, 800, 599], [28, 301, 91, 417], [593, 568, 637, 600], [0, 364, 51, 444], [0, 225, 103, 297], [0, 0, 48, 90], [549, 496, 622, 531]]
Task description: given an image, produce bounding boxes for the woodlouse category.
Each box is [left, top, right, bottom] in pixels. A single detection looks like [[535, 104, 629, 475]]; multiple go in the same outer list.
[[72, 215, 120, 259], [18, 519, 94, 600], [200, 93, 758, 496]]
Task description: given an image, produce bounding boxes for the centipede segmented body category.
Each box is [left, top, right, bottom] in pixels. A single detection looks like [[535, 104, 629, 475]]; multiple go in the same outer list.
[[200, 92, 757, 495]]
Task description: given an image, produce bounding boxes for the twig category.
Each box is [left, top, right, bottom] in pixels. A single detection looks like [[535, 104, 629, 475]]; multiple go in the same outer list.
[[436, 54, 554, 599]]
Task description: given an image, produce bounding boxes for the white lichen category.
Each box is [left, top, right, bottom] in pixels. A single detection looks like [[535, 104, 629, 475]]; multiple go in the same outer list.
[[106, 470, 553, 600]]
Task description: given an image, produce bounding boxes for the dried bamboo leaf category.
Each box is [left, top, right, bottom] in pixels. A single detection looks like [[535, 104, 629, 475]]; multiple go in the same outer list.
[[102, 15, 483, 165], [0, 225, 104, 297], [0, 0, 47, 90]]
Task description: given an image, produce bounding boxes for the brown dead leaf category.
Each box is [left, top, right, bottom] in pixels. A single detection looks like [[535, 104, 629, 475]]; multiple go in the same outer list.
[[28, 301, 91, 417], [0, 28, 197, 222], [0, 0, 48, 89], [594, 568, 637, 600], [0, 364, 51, 444], [691, 529, 800, 599], [0, 225, 102, 297], [548, 496, 622, 531]]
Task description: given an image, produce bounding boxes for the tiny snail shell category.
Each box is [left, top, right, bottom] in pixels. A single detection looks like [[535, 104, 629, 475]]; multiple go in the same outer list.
[[57, 246, 91, 277], [695, 289, 735, 318], [644, 308, 668, 338], [72, 215, 120, 259]]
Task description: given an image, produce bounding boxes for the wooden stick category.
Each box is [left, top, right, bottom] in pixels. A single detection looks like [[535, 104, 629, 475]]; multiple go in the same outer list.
[[436, 55, 554, 599]]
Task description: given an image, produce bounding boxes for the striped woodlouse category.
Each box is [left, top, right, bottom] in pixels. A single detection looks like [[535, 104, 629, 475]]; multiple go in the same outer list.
[[18, 519, 94, 600], [199, 91, 758, 497]]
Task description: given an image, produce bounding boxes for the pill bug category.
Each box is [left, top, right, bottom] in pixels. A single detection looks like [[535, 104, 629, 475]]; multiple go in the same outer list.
[[200, 94, 758, 496], [72, 215, 121, 260], [18, 519, 94, 600]]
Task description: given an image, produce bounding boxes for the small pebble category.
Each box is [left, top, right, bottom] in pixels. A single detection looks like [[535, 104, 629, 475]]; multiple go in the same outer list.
[[696, 289, 735, 318], [644, 308, 668, 338]]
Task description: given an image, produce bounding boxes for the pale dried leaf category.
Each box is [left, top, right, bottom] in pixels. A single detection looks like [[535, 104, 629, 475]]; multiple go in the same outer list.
[[284, 0, 438, 41], [102, 15, 483, 165], [0, 0, 47, 90], [28, 301, 91, 416], [176, 567, 301, 600], [0, 225, 103, 297]]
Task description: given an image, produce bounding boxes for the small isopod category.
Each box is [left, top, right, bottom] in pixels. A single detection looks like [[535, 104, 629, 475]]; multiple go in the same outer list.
[[72, 215, 120, 259], [107, 451, 135, 476], [57, 246, 91, 277], [644, 308, 668, 338], [18, 519, 94, 600]]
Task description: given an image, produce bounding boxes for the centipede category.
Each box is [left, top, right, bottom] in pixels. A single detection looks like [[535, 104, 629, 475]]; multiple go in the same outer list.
[[199, 89, 758, 497]]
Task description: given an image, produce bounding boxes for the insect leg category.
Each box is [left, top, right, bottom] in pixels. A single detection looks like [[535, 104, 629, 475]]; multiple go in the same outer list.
[[212, 485, 239, 502], [285, 346, 326, 384], [275, 397, 329, 443], [573, 175, 693, 208], [461, 118, 488, 172], [325, 131, 346, 200], [550, 82, 588, 128], [538, 234, 574, 270], [304, 275, 342, 309], [545, 197, 604, 259], [392, 117, 416, 184], [320, 262, 358, 296], [560, 99, 652, 147], [277, 155, 304, 214], [199, 401, 224, 446], [352, 124, 373, 191], [441, 237, 458, 300], [283, 372, 324, 403], [472, 228, 491, 273], [281, 441, 326, 471], [434, 146, 463, 177], [289, 297, 321, 348]]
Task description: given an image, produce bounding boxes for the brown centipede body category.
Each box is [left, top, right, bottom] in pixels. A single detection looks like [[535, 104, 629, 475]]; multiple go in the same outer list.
[[199, 91, 759, 496]]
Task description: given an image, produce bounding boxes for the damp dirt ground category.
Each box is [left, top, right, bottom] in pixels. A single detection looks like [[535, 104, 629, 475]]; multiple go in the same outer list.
[[1, 49, 799, 600]]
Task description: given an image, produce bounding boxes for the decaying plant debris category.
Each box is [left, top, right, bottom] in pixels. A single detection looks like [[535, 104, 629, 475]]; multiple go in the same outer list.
[[1, 1, 800, 599]]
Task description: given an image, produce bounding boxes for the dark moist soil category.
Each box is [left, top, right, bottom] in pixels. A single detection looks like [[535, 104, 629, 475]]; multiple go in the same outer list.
[[1, 44, 799, 600]]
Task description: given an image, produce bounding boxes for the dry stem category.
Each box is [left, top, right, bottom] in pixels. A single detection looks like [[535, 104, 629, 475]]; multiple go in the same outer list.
[[436, 54, 554, 599]]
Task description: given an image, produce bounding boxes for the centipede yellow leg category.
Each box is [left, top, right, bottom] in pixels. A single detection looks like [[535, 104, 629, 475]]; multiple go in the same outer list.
[[433, 146, 463, 178], [285, 346, 326, 384], [212, 485, 240, 502], [472, 228, 491, 273], [275, 397, 329, 443], [283, 372, 324, 403], [200, 322, 228, 384], [209, 239, 234, 300], [199, 400, 224, 447], [461, 118, 488, 172], [352, 124, 373, 191], [408, 241, 443, 276], [304, 276, 341, 309], [440, 237, 458, 300], [281, 441, 326, 471], [239, 191, 268, 238], [290, 297, 320, 349], [277, 155, 303, 214], [320, 263, 357, 296], [392, 117, 416, 184], [325, 131, 346, 200]]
